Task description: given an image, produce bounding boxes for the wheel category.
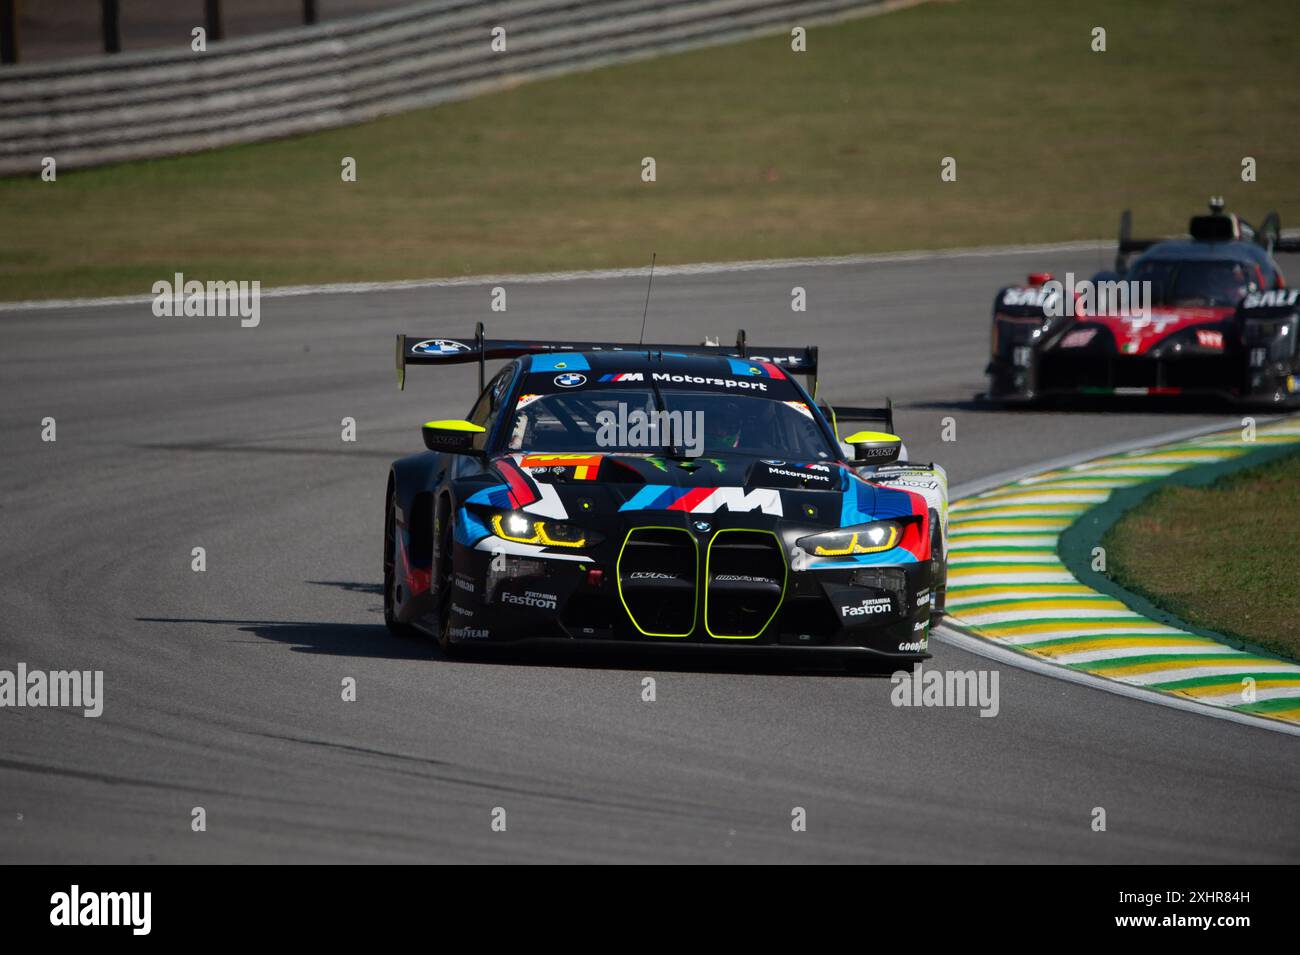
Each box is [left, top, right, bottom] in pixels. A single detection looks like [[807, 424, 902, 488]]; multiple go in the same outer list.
[[383, 481, 421, 638], [929, 511, 947, 623], [433, 507, 460, 656]]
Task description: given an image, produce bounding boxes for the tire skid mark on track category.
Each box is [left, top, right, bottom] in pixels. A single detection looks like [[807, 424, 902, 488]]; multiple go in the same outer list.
[[941, 415, 1300, 731]]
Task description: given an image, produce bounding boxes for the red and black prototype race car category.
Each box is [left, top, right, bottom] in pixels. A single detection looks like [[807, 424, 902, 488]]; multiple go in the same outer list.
[[986, 200, 1300, 405], [384, 327, 949, 671]]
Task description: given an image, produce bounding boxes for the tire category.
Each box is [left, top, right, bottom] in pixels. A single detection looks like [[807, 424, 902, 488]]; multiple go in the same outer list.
[[383, 482, 421, 639], [929, 511, 947, 623], [434, 507, 459, 657]]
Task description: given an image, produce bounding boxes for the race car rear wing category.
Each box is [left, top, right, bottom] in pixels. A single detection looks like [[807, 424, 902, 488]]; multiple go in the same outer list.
[[1116, 202, 1300, 270], [397, 324, 819, 392], [819, 398, 895, 437], [1256, 212, 1300, 256]]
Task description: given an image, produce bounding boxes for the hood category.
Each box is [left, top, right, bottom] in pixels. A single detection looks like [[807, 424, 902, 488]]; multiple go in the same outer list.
[[472, 452, 922, 528]]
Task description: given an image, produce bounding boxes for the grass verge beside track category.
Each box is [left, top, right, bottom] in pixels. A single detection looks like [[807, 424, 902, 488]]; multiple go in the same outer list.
[[2, 0, 1299, 300], [1103, 449, 1300, 664]]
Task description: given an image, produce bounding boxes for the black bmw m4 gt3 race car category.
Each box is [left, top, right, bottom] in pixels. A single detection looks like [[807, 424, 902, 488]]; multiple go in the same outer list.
[[384, 328, 948, 671]]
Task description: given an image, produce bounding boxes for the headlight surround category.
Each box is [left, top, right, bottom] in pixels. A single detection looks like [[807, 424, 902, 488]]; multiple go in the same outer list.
[[489, 511, 598, 548], [797, 520, 902, 556]]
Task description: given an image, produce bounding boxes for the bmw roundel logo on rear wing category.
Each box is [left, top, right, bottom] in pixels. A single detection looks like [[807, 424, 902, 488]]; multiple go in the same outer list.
[[411, 338, 472, 357]]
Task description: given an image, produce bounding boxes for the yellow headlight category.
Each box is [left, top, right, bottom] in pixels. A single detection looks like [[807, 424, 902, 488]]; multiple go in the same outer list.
[[490, 514, 586, 548], [808, 523, 900, 556]]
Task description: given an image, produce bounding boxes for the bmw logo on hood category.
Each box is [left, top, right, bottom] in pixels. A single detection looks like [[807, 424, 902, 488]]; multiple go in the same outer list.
[[693, 520, 712, 533], [554, 372, 587, 387]]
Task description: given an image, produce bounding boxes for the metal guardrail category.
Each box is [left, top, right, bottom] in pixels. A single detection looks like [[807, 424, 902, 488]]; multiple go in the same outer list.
[[0, 0, 886, 176]]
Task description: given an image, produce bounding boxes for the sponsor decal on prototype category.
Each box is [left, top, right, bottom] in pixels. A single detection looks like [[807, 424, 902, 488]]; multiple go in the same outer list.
[[1196, 328, 1225, 349], [1060, 327, 1098, 348], [1243, 289, 1300, 309], [1001, 288, 1054, 308]]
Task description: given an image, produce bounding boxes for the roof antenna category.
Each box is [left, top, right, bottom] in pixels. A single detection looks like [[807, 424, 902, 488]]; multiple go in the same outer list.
[[638, 252, 656, 347]]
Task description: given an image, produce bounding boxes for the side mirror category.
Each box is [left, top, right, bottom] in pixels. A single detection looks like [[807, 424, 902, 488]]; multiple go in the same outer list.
[[422, 419, 485, 455], [845, 430, 902, 467]]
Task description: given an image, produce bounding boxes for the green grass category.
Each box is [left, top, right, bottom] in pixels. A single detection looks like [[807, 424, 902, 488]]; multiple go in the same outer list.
[[1103, 450, 1300, 662], [2, 0, 1299, 300]]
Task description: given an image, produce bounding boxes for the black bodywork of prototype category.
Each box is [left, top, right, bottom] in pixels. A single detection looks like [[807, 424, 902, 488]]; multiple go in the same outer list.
[[384, 329, 947, 670]]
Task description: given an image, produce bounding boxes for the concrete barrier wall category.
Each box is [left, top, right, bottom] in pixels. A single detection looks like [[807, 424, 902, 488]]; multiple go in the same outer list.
[[0, 0, 886, 176]]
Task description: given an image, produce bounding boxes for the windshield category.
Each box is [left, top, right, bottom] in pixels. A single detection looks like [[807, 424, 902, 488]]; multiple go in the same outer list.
[[506, 388, 837, 460], [1128, 259, 1261, 308]]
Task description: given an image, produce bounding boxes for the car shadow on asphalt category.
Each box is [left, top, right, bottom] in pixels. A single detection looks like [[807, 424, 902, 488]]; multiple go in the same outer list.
[[459, 642, 895, 678], [136, 616, 433, 660], [136, 614, 897, 677], [307, 580, 383, 595]]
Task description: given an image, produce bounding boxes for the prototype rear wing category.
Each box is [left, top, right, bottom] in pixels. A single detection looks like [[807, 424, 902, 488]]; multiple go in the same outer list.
[[396, 324, 819, 391], [1257, 212, 1300, 255], [1116, 202, 1300, 269], [1116, 209, 1160, 261]]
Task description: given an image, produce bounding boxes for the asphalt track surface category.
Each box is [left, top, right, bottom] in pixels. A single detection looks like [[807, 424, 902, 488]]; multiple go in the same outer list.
[[3, 246, 1298, 863]]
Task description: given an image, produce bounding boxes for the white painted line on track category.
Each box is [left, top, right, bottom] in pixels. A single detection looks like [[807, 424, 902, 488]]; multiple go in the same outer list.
[[933, 622, 1300, 739], [0, 239, 1111, 313]]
